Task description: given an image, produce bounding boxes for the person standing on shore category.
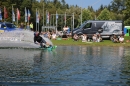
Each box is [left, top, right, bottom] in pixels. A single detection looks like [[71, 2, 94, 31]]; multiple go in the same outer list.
[[30, 22, 33, 31], [26, 23, 30, 30]]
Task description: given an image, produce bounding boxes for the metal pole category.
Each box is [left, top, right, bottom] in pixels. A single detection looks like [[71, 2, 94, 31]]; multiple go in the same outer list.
[[17, 8, 18, 26], [71, 17, 72, 31], [36, 8, 38, 31], [46, 10, 47, 26], [56, 11, 57, 33], [73, 13, 74, 30], [43, 1, 44, 31], [65, 12, 66, 26], [53, 14, 54, 26], [61, 14, 62, 28], [4, 6, 5, 22], [12, 5, 13, 23], [38, 10, 39, 32], [81, 7, 82, 25], [28, 9, 29, 26], [50, 14, 51, 26], [95, 15, 96, 20]]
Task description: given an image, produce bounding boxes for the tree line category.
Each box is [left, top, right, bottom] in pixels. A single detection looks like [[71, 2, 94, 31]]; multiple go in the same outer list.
[[0, 0, 129, 31]]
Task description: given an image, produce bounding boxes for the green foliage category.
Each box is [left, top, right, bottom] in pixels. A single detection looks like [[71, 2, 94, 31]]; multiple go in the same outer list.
[[109, 0, 126, 20], [82, 9, 93, 22], [97, 8, 111, 20], [0, 0, 130, 28], [123, 0, 130, 25], [110, 0, 125, 14]]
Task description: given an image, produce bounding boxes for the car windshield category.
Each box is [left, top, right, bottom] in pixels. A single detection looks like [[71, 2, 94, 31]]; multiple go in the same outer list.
[[5, 23, 16, 28], [77, 21, 87, 29]]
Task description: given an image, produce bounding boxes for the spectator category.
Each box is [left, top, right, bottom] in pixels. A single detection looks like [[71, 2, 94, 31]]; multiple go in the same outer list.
[[62, 32, 68, 40], [57, 31, 63, 37], [26, 23, 30, 30], [67, 26, 70, 34], [126, 40, 130, 43], [119, 35, 124, 43], [92, 34, 97, 42], [111, 34, 119, 43], [81, 34, 87, 42], [73, 34, 79, 41], [51, 32, 57, 40], [20, 22, 25, 29], [30, 22, 33, 31], [63, 26, 69, 33], [97, 34, 102, 42]]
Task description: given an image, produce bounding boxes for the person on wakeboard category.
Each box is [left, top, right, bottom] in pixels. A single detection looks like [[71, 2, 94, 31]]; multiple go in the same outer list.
[[34, 32, 52, 48]]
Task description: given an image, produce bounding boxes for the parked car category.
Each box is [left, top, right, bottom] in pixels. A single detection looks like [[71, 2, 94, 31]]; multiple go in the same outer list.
[[0, 22, 20, 32]]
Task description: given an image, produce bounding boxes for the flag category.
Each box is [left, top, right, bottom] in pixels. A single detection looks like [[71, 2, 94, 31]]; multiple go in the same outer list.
[[4, 6, 8, 19], [46, 11, 49, 24], [0, 8, 2, 20], [17, 8, 20, 20], [12, 9, 15, 22], [36, 10, 39, 23], [28, 9, 31, 21], [25, 7, 27, 22]]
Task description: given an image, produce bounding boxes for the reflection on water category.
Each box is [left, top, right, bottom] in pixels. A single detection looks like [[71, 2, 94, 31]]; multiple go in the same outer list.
[[0, 46, 130, 86]]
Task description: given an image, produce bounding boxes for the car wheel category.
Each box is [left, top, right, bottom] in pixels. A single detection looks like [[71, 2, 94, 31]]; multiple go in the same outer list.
[[110, 35, 113, 40]]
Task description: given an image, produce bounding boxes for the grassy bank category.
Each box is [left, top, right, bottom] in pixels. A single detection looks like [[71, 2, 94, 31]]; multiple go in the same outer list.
[[51, 36, 130, 46]]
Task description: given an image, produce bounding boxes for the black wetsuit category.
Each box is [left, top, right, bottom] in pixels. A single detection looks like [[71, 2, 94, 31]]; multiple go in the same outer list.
[[34, 33, 46, 48]]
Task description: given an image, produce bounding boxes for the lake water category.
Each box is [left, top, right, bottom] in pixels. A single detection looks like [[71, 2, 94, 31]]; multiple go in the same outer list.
[[0, 46, 130, 86]]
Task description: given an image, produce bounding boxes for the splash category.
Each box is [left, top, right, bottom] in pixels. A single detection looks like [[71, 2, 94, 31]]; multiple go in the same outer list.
[[0, 30, 39, 48]]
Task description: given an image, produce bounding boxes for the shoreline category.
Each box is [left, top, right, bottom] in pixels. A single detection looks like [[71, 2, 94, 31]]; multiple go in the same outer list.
[[51, 37, 130, 47]]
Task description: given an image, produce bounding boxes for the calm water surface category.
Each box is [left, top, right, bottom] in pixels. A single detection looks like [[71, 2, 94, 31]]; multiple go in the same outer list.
[[0, 46, 130, 86]]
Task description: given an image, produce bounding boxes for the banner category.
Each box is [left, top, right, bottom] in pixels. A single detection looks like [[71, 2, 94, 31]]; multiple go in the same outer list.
[[17, 8, 20, 20], [4, 6, 8, 19], [36, 10, 39, 23], [28, 9, 31, 21]]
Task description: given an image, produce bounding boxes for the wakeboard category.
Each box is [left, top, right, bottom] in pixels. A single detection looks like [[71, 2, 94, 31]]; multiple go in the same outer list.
[[39, 45, 57, 50]]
